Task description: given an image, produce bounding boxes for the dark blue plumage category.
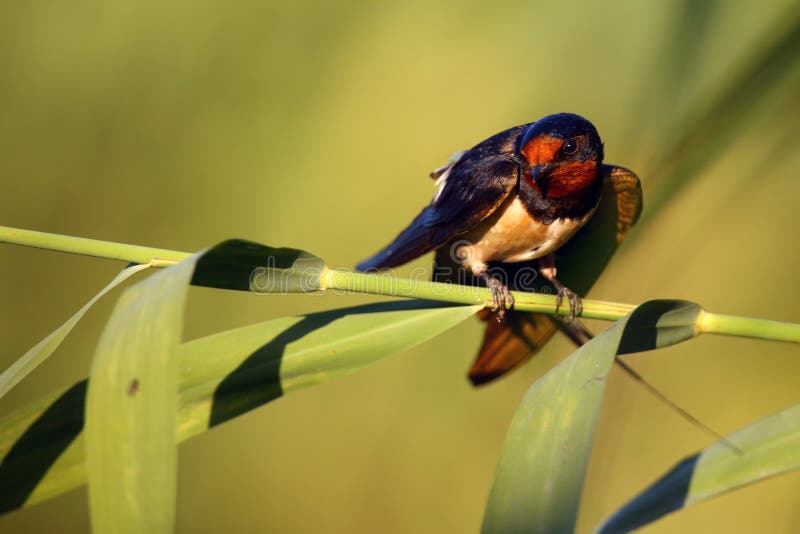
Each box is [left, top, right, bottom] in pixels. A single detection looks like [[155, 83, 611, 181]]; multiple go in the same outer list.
[[356, 127, 525, 271]]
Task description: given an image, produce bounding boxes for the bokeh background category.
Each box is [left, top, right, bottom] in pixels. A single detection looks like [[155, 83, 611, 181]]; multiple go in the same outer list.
[[1, 1, 799, 532]]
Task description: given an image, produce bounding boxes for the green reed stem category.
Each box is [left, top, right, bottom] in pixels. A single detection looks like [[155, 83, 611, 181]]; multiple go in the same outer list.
[[1, 225, 798, 342], [698, 311, 800, 342], [321, 269, 634, 320], [0, 225, 190, 267]]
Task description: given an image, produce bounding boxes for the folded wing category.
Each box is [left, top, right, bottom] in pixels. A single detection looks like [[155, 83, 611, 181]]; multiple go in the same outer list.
[[356, 154, 520, 271]]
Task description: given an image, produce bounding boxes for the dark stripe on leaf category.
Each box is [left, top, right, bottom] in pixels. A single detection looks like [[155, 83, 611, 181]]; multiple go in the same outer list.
[[595, 454, 699, 534], [209, 300, 455, 427], [0, 381, 87, 513], [617, 300, 698, 355], [207, 318, 319, 427], [191, 239, 325, 293]]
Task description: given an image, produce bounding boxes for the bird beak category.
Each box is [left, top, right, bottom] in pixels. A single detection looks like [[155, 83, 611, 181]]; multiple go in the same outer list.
[[530, 163, 556, 196]]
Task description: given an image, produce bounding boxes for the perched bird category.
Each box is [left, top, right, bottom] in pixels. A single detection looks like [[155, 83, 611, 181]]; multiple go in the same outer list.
[[357, 113, 642, 385]]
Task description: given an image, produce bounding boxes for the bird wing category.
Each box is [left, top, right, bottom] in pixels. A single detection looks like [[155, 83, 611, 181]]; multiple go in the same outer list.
[[468, 310, 560, 385], [467, 164, 643, 386], [356, 153, 519, 271], [604, 164, 643, 243]]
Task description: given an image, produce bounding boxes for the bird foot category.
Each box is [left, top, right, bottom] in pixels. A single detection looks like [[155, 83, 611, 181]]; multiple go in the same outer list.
[[479, 274, 514, 320], [553, 283, 582, 323]]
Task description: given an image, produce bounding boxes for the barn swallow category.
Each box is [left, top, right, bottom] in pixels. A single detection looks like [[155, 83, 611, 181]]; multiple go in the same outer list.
[[357, 113, 642, 384]]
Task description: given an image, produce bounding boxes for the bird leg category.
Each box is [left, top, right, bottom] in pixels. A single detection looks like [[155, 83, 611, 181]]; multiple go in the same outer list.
[[538, 254, 582, 322], [475, 271, 514, 320]]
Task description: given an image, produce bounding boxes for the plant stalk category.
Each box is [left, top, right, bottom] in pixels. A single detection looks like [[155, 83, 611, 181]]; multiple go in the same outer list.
[[2, 225, 798, 343], [698, 311, 800, 343], [0, 225, 189, 267], [321, 269, 634, 320]]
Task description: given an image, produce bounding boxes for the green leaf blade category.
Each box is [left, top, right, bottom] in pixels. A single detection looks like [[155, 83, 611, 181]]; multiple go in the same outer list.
[[594, 404, 800, 533], [180, 299, 482, 436], [689, 404, 800, 503], [0, 382, 87, 514], [85, 257, 196, 534], [0, 300, 479, 515], [481, 300, 701, 534]]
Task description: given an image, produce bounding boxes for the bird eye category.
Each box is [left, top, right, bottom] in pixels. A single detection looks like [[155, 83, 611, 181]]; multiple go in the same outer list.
[[562, 139, 578, 156]]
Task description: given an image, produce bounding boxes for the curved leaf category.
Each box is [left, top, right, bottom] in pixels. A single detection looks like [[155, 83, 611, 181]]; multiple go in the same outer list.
[[594, 404, 800, 533], [85, 254, 198, 534], [85, 238, 327, 533], [481, 300, 701, 534], [179, 299, 481, 434], [0, 300, 479, 515], [191, 239, 326, 293], [0, 239, 328, 517]]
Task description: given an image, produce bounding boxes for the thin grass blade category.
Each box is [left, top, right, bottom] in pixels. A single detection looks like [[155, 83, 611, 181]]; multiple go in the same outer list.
[[0, 263, 150, 400]]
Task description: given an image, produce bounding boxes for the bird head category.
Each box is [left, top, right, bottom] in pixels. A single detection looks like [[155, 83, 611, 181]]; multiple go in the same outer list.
[[517, 113, 604, 198]]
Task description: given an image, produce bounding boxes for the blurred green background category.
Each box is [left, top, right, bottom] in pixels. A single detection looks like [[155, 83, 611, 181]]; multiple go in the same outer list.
[[1, 1, 799, 532]]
